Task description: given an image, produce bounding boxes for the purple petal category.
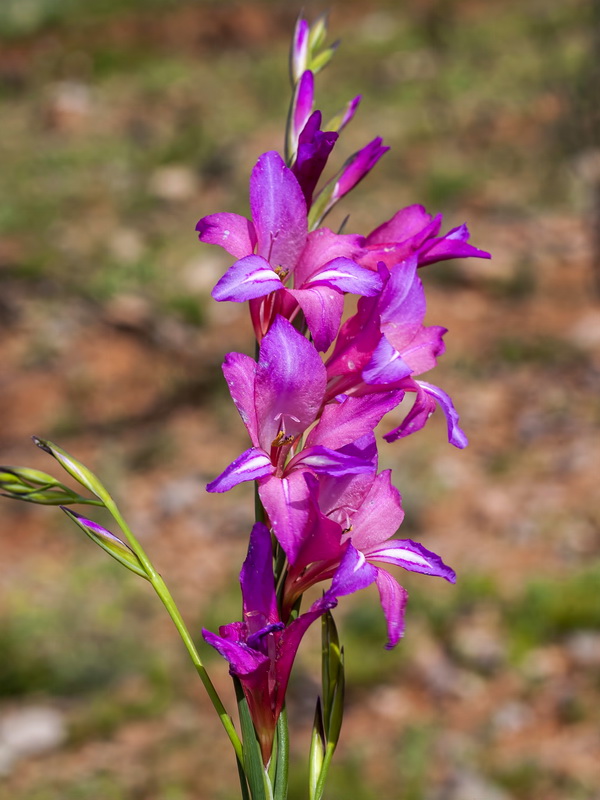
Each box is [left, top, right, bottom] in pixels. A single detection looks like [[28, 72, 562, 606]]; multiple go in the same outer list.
[[240, 522, 279, 628], [222, 352, 259, 447], [291, 16, 310, 82], [336, 94, 361, 132], [345, 470, 404, 551], [332, 137, 389, 202], [195, 212, 257, 259], [292, 71, 315, 144], [305, 257, 383, 296], [419, 223, 491, 266], [288, 284, 344, 352], [383, 380, 468, 448], [250, 151, 308, 270], [363, 336, 413, 384], [255, 316, 326, 448], [418, 380, 468, 448], [365, 538, 456, 583], [328, 542, 378, 598], [206, 447, 273, 493], [307, 392, 403, 450], [375, 569, 408, 649], [211, 254, 282, 302], [202, 628, 269, 676], [292, 117, 338, 207], [288, 445, 374, 478]]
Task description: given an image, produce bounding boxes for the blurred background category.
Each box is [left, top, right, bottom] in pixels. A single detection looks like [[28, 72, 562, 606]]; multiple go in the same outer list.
[[0, 0, 598, 798]]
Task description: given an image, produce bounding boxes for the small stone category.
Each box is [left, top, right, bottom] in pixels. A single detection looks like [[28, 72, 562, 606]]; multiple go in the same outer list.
[[566, 631, 600, 668], [437, 769, 513, 800], [108, 229, 145, 264], [0, 706, 67, 775], [149, 166, 197, 202], [492, 701, 532, 734]]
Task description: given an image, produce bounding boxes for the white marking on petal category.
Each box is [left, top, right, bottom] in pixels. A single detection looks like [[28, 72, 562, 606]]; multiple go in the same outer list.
[[353, 550, 366, 572], [308, 268, 351, 282], [240, 269, 281, 285], [240, 455, 272, 472], [372, 547, 430, 567]]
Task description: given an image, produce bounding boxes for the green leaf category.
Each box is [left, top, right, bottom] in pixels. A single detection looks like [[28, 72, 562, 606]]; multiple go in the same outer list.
[[321, 610, 342, 734], [234, 677, 269, 800], [273, 707, 289, 800], [0, 465, 102, 506], [327, 649, 345, 748]]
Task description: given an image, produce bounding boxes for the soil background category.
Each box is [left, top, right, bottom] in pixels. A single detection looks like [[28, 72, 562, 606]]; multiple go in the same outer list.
[[0, 1, 598, 799]]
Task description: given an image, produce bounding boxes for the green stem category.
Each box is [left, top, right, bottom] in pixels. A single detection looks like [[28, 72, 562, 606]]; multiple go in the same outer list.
[[103, 497, 243, 764]]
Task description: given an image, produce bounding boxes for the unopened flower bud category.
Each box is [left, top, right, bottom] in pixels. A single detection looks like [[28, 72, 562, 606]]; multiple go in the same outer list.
[[32, 437, 109, 503], [61, 507, 148, 579]]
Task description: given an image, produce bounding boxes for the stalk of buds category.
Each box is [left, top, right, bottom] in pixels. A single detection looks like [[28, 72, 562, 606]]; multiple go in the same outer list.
[[2, 14, 489, 800]]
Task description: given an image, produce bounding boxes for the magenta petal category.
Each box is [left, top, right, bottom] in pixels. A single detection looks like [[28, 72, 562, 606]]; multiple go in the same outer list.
[[250, 151, 307, 269], [316, 434, 378, 526], [346, 470, 404, 551], [255, 316, 326, 448], [366, 205, 439, 246], [307, 391, 403, 450], [295, 228, 364, 286], [223, 352, 259, 446], [196, 212, 257, 259], [292, 473, 344, 570], [240, 522, 279, 628], [375, 569, 408, 649], [306, 257, 383, 296], [288, 284, 344, 352], [378, 256, 424, 333], [206, 447, 273, 493], [365, 538, 456, 583], [288, 445, 374, 477], [325, 308, 383, 384], [259, 471, 312, 563], [273, 594, 337, 719], [212, 254, 282, 302]]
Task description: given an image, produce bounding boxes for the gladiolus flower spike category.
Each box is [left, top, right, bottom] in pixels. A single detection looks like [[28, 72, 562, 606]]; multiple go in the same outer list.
[[0, 13, 489, 800]]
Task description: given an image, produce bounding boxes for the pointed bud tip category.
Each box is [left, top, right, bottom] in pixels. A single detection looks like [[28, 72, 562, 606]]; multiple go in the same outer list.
[[32, 436, 52, 454]]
